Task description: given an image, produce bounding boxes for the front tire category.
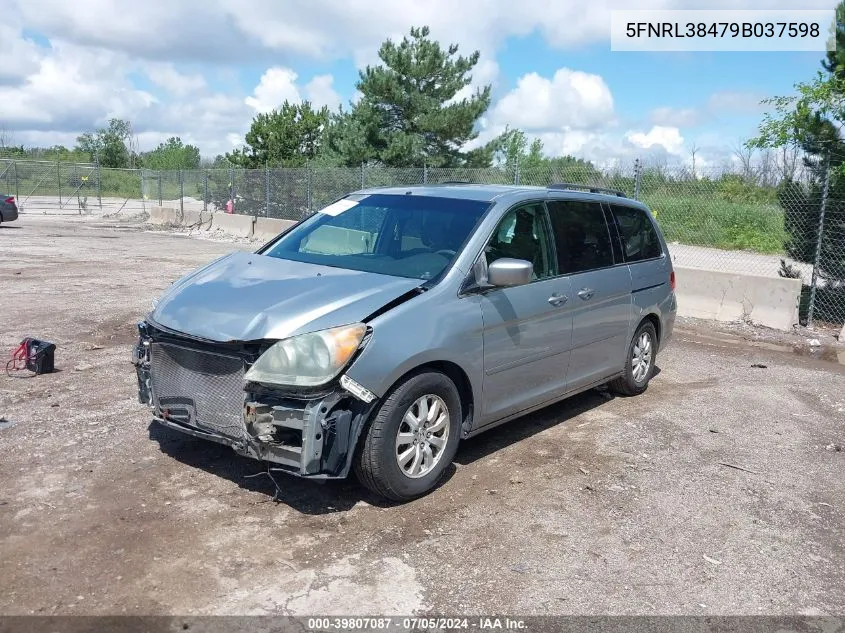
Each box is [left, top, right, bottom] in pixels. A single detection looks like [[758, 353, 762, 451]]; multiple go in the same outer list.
[[609, 320, 658, 396], [354, 371, 462, 502]]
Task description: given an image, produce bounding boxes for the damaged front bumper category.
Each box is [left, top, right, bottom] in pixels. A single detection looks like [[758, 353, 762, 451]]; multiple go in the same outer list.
[[132, 321, 378, 479]]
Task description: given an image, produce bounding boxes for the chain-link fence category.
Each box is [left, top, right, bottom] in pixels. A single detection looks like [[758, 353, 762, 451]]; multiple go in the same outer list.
[[3, 156, 843, 327], [0, 158, 146, 215]]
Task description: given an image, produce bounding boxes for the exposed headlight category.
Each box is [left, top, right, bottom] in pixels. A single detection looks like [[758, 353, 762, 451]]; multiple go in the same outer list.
[[244, 323, 368, 387]]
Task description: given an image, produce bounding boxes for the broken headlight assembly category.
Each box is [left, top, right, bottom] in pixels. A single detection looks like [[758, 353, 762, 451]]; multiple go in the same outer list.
[[244, 323, 368, 388]]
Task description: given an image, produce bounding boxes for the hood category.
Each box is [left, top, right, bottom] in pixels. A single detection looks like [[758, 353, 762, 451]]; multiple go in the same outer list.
[[150, 251, 423, 342]]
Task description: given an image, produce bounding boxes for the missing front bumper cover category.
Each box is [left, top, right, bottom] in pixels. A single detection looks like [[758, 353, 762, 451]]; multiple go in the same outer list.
[[134, 327, 377, 479]]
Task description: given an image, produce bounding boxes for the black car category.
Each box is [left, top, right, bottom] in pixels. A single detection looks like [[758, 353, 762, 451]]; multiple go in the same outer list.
[[0, 194, 18, 224]]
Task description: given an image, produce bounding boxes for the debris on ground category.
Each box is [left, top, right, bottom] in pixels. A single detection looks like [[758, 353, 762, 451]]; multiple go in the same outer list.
[[719, 462, 760, 475]]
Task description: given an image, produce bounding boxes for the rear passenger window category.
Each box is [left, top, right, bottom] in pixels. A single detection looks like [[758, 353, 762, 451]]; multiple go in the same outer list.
[[546, 200, 615, 274], [610, 205, 663, 262]]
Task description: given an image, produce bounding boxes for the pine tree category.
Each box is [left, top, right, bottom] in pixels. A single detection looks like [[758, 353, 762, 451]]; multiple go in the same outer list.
[[328, 26, 493, 167]]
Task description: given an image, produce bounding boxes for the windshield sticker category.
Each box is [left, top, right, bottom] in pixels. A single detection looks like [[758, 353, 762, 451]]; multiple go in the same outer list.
[[319, 199, 359, 217]]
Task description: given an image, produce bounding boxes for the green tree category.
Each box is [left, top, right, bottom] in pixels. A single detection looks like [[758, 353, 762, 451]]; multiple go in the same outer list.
[[76, 118, 132, 168], [748, 2, 845, 292], [489, 128, 601, 183], [142, 137, 201, 170], [327, 26, 494, 167], [227, 101, 329, 168]]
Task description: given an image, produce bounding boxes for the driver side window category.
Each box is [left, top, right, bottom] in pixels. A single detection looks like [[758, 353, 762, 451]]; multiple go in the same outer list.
[[484, 203, 556, 280]]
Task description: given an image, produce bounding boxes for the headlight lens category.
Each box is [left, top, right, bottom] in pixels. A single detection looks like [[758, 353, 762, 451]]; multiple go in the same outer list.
[[244, 323, 367, 387]]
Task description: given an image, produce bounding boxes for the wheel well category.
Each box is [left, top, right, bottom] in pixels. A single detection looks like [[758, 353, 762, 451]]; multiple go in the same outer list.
[[641, 313, 661, 349], [390, 361, 474, 431]]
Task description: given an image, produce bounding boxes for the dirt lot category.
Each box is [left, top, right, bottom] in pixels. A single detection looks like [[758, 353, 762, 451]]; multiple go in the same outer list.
[[1, 214, 844, 616]]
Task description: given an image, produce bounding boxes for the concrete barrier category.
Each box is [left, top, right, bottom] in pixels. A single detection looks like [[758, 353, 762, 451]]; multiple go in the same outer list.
[[182, 209, 213, 230], [211, 213, 255, 239], [148, 206, 178, 225], [674, 266, 801, 331], [254, 217, 296, 243]]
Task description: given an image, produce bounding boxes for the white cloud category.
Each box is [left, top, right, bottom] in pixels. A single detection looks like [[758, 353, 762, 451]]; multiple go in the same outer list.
[[0, 38, 156, 130], [304, 75, 341, 111], [143, 62, 207, 97], [0, 25, 42, 86], [490, 68, 615, 133], [244, 68, 342, 114], [11, 0, 834, 66], [626, 126, 686, 155], [244, 67, 302, 113], [4, 0, 804, 162]]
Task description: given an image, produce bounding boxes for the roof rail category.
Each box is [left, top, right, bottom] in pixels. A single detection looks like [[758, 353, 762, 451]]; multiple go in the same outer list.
[[435, 180, 474, 185], [547, 182, 627, 198]]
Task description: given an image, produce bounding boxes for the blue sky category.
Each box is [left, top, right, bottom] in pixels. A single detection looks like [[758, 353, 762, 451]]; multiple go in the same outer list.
[[0, 0, 837, 169]]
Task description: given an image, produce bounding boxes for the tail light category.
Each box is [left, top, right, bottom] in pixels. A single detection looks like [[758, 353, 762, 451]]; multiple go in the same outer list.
[[670, 271, 676, 290], [4, 197, 14, 205]]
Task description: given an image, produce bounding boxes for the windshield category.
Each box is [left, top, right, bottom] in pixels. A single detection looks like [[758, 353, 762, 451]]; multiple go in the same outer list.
[[262, 193, 491, 280]]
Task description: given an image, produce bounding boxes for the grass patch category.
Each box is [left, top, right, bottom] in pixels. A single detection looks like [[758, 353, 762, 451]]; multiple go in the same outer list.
[[644, 194, 788, 254]]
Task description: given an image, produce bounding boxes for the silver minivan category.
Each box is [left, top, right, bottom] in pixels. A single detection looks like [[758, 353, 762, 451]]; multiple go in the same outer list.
[[133, 183, 676, 501]]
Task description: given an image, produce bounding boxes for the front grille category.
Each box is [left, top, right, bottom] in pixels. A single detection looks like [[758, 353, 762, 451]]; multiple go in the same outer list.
[[150, 342, 247, 439]]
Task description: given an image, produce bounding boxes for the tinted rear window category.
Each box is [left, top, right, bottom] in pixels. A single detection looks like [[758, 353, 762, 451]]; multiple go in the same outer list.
[[263, 194, 490, 280], [546, 200, 615, 273], [610, 205, 663, 262]]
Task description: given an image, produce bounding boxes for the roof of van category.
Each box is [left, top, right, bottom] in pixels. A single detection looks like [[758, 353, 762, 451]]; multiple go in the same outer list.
[[352, 183, 650, 208]]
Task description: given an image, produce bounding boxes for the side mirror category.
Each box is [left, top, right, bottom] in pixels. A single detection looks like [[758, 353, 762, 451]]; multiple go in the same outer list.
[[487, 258, 533, 288]]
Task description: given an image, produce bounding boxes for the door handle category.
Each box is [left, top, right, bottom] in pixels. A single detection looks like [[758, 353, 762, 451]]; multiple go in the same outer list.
[[577, 288, 595, 301], [548, 293, 568, 306]]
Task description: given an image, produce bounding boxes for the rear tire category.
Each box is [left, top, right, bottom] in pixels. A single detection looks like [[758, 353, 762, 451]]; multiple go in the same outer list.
[[354, 371, 461, 502], [609, 320, 658, 396]]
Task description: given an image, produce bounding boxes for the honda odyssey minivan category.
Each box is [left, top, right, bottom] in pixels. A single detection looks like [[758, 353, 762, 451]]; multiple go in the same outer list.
[[133, 183, 676, 501]]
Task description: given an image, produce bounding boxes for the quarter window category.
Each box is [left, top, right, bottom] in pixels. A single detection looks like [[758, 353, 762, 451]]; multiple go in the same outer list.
[[546, 200, 615, 274], [610, 205, 663, 262]]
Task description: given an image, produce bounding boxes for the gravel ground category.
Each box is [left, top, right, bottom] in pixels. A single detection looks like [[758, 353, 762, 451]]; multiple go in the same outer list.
[[1, 215, 844, 616]]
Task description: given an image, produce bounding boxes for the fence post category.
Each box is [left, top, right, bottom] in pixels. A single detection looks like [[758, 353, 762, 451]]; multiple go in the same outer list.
[[140, 170, 145, 214], [157, 175, 162, 206], [265, 165, 270, 217], [13, 161, 19, 205], [203, 171, 209, 213], [229, 167, 235, 213], [307, 163, 313, 214], [361, 162, 365, 189], [514, 160, 520, 186], [807, 152, 831, 329], [178, 169, 184, 219], [634, 158, 642, 200], [95, 161, 102, 211], [423, 162, 428, 184], [57, 160, 62, 209]]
